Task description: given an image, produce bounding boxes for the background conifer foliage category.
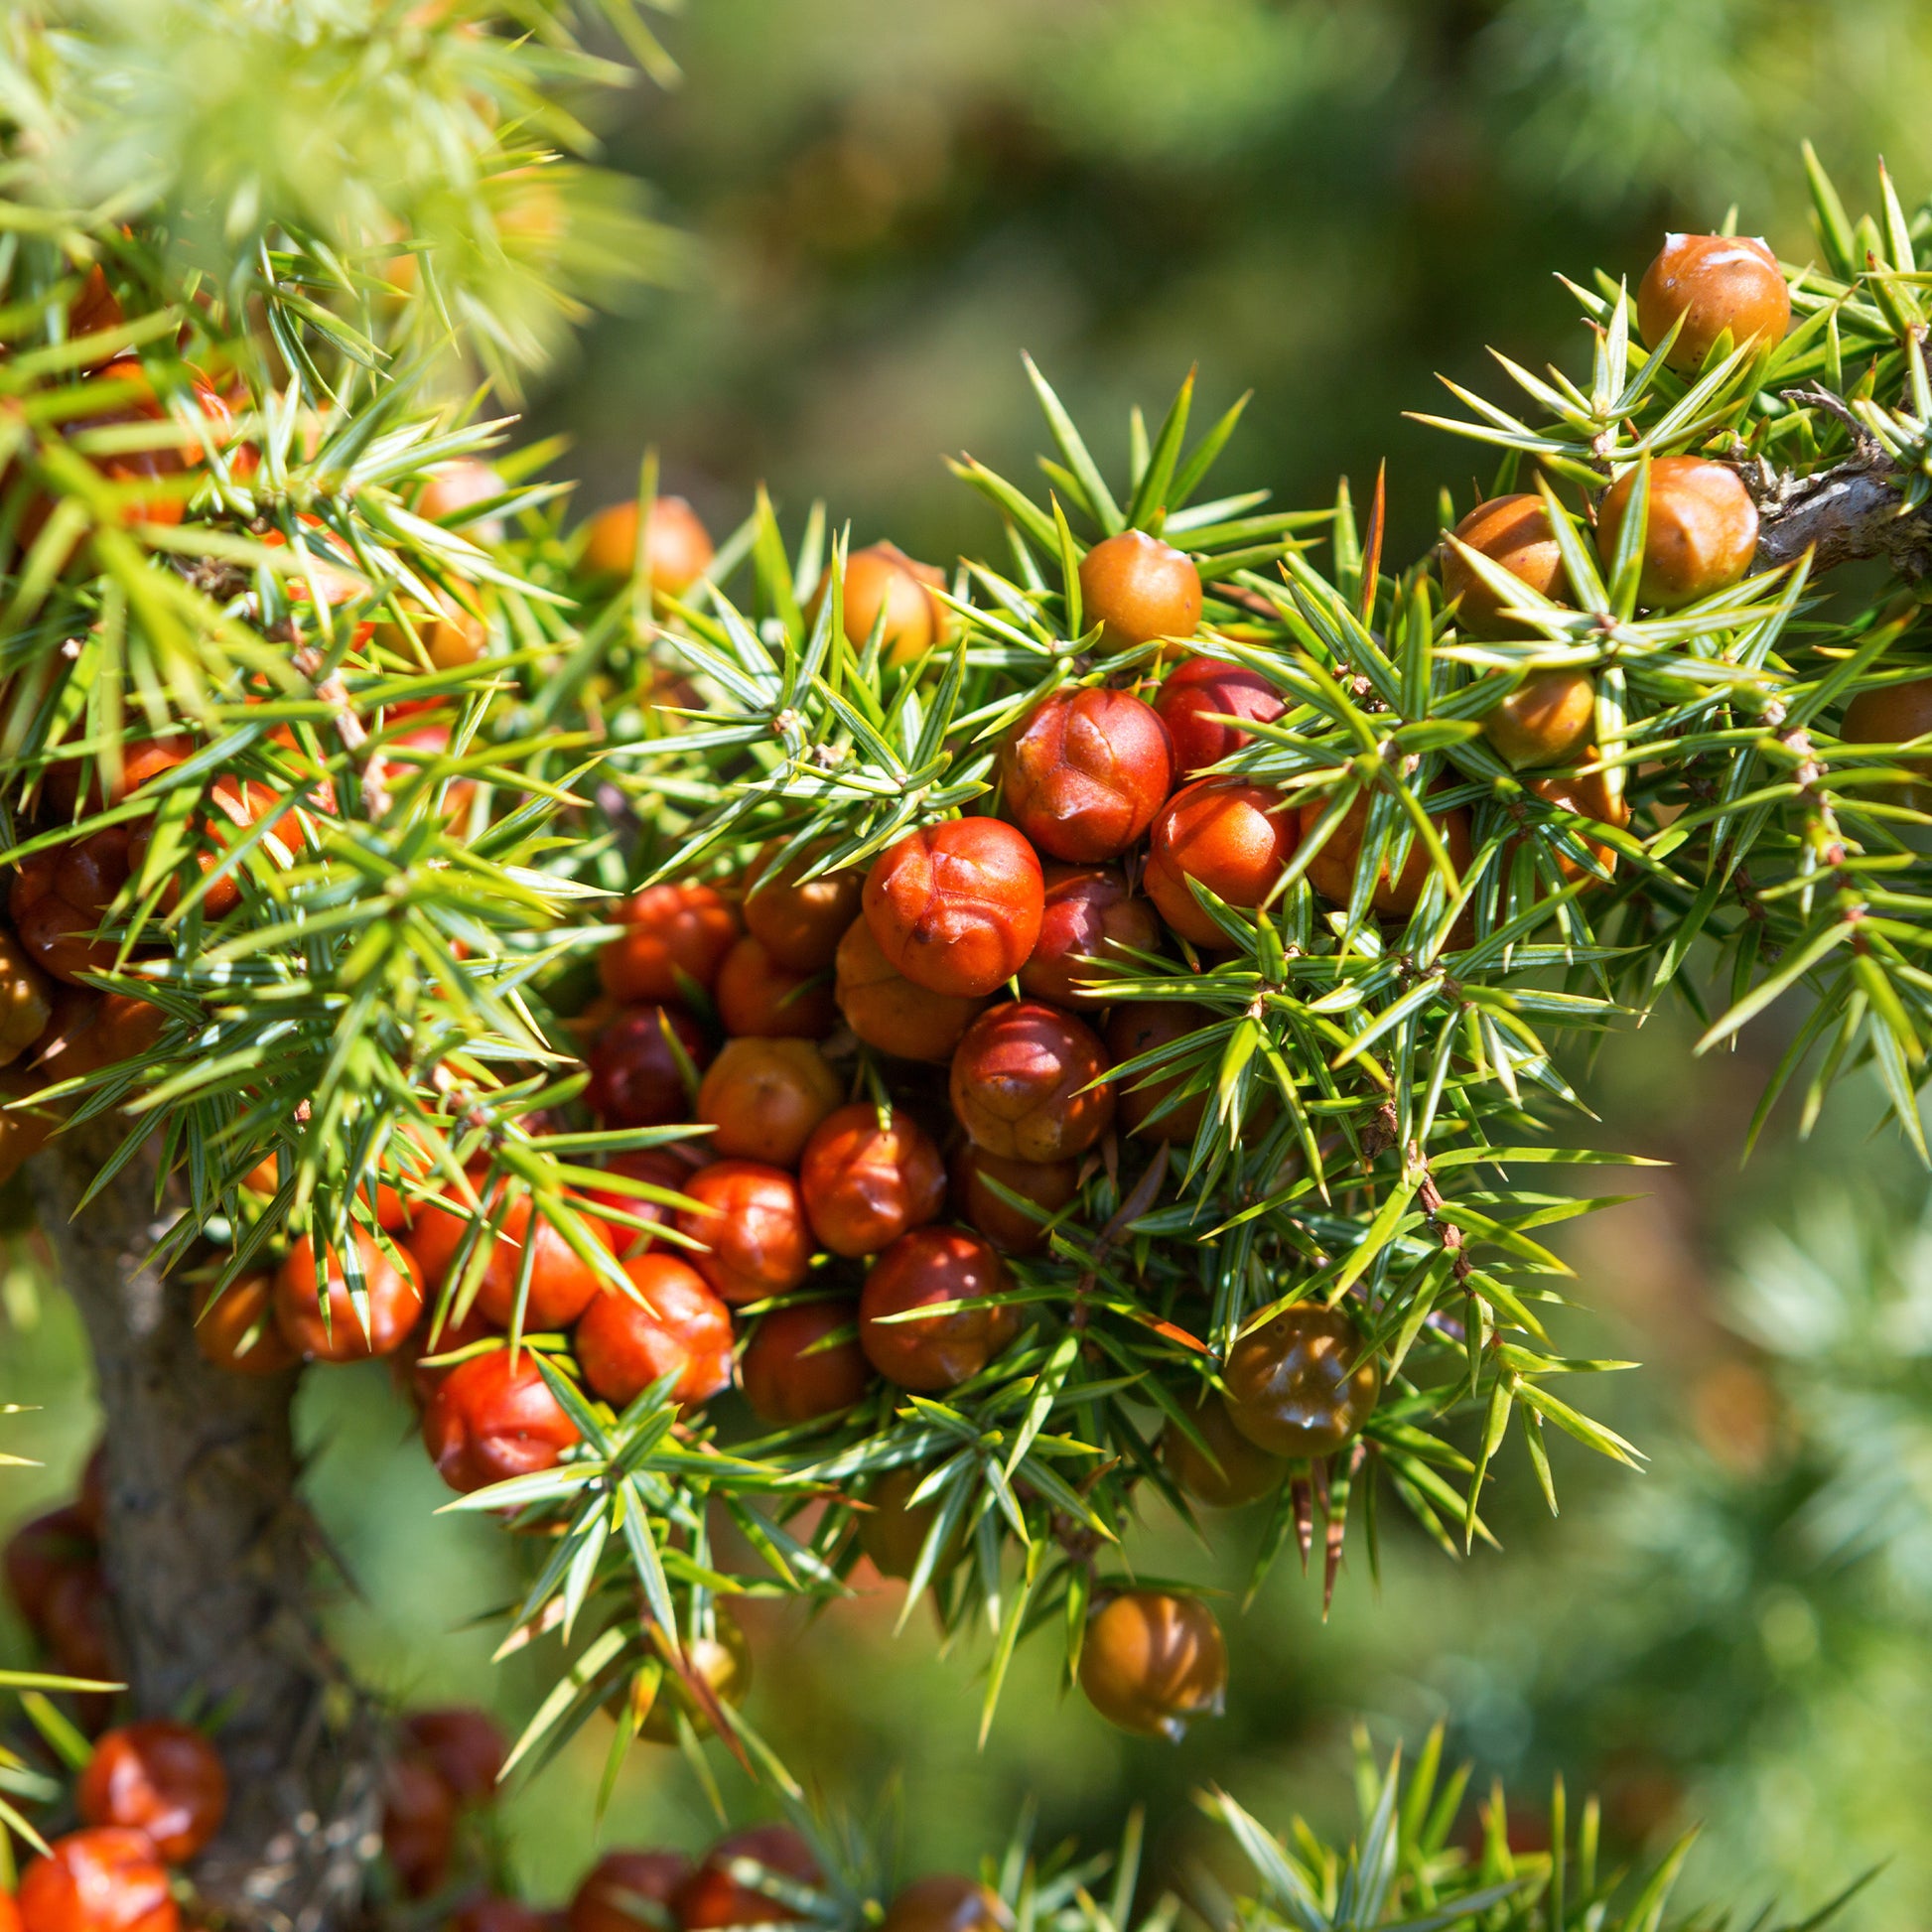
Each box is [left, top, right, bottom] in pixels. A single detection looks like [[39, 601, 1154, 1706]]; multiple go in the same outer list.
[[0, 2, 1921, 1930]]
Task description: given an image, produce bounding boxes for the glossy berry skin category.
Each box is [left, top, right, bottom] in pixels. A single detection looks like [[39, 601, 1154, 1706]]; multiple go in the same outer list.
[[17, 1831, 177, 1932], [999, 688, 1173, 864], [855, 1466, 947, 1580], [401, 1707, 506, 1805], [1019, 865, 1162, 1010], [835, 916, 986, 1063], [1842, 676, 1932, 805], [0, 925, 52, 1065], [1302, 791, 1472, 916], [672, 1161, 815, 1305], [744, 844, 864, 972], [575, 1255, 734, 1408], [1145, 781, 1296, 946], [949, 1145, 1077, 1257], [381, 1753, 457, 1897], [1223, 1305, 1380, 1457], [1441, 494, 1572, 638], [408, 1189, 611, 1331], [570, 1853, 694, 1932], [860, 1227, 1017, 1391], [715, 936, 837, 1039], [399, 1300, 497, 1411], [10, 826, 134, 985], [1104, 1002, 1210, 1143], [273, 1229, 423, 1362], [696, 1038, 843, 1168], [1078, 1591, 1226, 1741], [672, 1826, 820, 1930], [799, 1104, 947, 1257], [1482, 668, 1595, 769], [741, 1300, 874, 1425], [1638, 233, 1790, 371], [423, 1347, 582, 1493], [1078, 531, 1202, 655], [830, 542, 950, 667], [950, 1002, 1114, 1163], [600, 883, 741, 1005], [880, 1877, 1012, 1932], [581, 1149, 694, 1255], [1155, 657, 1287, 776], [1595, 458, 1757, 610], [863, 818, 1044, 1001], [583, 495, 715, 594], [76, 1723, 226, 1863], [588, 1005, 709, 1128], [1162, 1395, 1287, 1508], [194, 1273, 296, 1376]]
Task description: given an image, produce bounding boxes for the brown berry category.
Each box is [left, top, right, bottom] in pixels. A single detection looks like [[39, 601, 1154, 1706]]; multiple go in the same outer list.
[[1595, 458, 1757, 610], [854, 1465, 951, 1581], [859, 1227, 1017, 1391], [715, 936, 837, 1039], [672, 1160, 815, 1305], [1638, 233, 1790, 372], [17, 1832, 176, 1932], [422, 1346, 582, 1493], [1302, 789, 1472, 916], [76, 1723, 226, 1863], [1842, 676, 1932, 806], [583, 496, 715, 595], [3, 1508, 95, 1635], [1161, 1395, 1286, 1508], [1481, 668, 1595, 769], [949, 1001, 1114, 1163], [571, 1853, 694, 1932], [1077, 1591, 1226, 1741], [588, 1005, 710, 1128], [695, 1038, 843, 1168], [401, 1707, 506, 1805], [1155, 657, 1286, 776], [273, 1229, 423, 1362], [1524, 759, 1632, 885], [381, 1753, 456, 1898], [999, 688, 1173, 864], [601, 883, 741, 1005], [1442, 495, 1572, 638], [1104, 1002, 1210, 1143], [0, 923, 53, 1065], [9, 827, 135, 986], [1078, 531, 1201, 655], [575, 1254, 734, 1409], [741, 1300, 874, 1425], [1222, 1305, 1380, 1457], [948, 1144, 1078, 1257], [672, 1826, 819, 1930], [1145, 780, 1297, 946], [834, 916, 986, 1063], [798, 1104, 947, 1258], [1019, 865, 1162, 1010], [863, 819, 1044, 1001], [744, 843, 864, 972], [880, 1877, 1012, 1932]]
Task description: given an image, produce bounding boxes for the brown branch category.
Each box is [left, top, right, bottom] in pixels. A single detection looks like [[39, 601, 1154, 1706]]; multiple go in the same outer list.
[[1752, 435, 1932, 580]]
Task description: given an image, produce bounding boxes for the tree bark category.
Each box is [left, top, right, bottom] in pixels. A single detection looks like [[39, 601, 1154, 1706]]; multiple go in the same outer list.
[[26, 1123, 381, 1932]]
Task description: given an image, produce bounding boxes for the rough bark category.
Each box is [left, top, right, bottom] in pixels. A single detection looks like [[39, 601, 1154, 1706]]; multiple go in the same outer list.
[[1754, 455, 1932, 579], [26, 1122, 381, 1932]]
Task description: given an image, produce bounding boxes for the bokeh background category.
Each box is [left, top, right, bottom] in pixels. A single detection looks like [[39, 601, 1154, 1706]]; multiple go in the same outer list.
[[12, 0, 1932, 1923]]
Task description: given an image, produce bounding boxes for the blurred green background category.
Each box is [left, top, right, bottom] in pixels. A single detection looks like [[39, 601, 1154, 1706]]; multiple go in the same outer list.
[[13, 0, 1932, 1923]]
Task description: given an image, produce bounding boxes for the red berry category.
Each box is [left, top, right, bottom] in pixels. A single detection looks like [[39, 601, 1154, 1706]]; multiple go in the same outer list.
[[714, 936, 837, 1039], [600, 883, 741, 1004], [76, 1722, 226, 1863], [949, 1002, 1114, 1163], [1595, 457, 1758, 610], [673, 1828, 820, 1932], [381, 1754, 456, 1897], [588, 1006, 710, 1127], [574, 1255, 734, 1409], [834, 916, 986, 1063], [695, 1038, 843, 1168], [743, 844, 864, 973], [880, 1877, 1011, 1932], [1301, 791, 1472, 916], [672, 1161, 815, 1305], [194, 1273, 298, 1376], [1442, 495, 1572, 639], [949, 1145, 1078, 1257], [999, 689, 1173, 864], [1222, 1305, 1380, 1456], [579, 1148, 694, 1256], [741, 1300, 873, 1425], [570, 1853, 695, 1932], [407, 1186, 613, 1331], [398, 1299, 498, 1412], [1018, 865, 1162, 1010], [863, 819, 1044, 1001], [401, 1707, 506, 1806], [1145, 780, 1297, 946], [1077, 1591, 1225, 1740], [1078, 531, 1201, 655], [798, 1104, 947, 1258], [453, 1900, 551, 1932], [1105, 1002, 1210, 1143], [859, 1228, 1017, 1391], [9, 828, 135, 986], [1155, 656, 1286, 777], [423, 1347, 582, 1493], [2, 1508, 94, 1635], [17, 1833, 176, 1932], [1638, 232, 1789, 372], [273, 1228, 424, 1362], [41, 1566, 116, 1681]]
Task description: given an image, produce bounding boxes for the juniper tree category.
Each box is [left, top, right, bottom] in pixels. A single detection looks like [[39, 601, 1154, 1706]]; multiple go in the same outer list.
[[0, 3, 1920, 1929]]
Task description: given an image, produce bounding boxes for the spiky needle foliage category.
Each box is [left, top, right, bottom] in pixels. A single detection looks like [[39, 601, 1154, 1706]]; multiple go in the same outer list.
[[2, 0, 1929, 1790]]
